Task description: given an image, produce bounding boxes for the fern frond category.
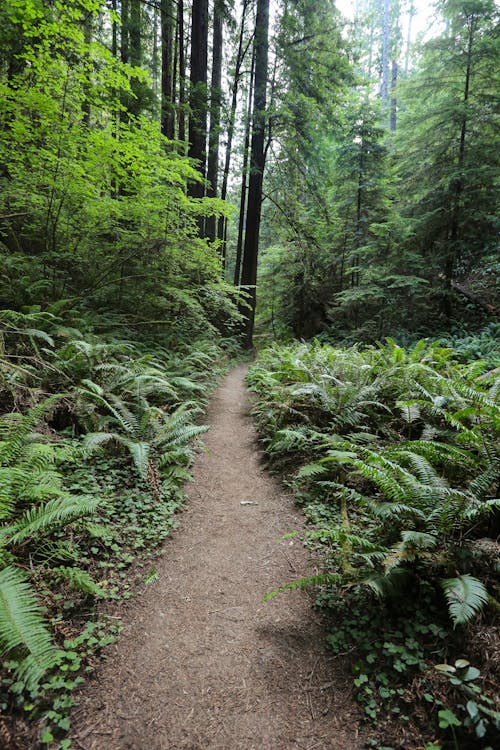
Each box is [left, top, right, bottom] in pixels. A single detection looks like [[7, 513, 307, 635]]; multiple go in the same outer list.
[[0, 396, 62, 466], [54, 567, 107, 598], [441, 575, 489, 626], [0, 566, 56, 689], [295, 462, 329, 481], [5, 496, 99, 546], [122, 439, 150, 479]]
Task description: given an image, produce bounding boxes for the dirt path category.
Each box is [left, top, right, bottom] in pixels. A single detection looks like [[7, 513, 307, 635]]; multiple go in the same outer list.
[[71, 364, 364, 750]]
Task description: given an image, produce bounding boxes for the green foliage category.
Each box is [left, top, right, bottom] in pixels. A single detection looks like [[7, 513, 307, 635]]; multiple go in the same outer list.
[[0, 566, 56, 690], [441, 575, 489, 626], [250, 338, 499, 745], [254, 0, 499, 344], [0, 305, 231, 744]]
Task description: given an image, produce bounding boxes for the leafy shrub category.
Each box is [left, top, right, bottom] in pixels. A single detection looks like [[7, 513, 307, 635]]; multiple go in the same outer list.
[[248, 338, 500, 746]]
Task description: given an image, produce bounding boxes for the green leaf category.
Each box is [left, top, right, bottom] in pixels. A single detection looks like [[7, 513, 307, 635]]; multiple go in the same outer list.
[[441, 575, 489, 626], [438, 708, 461, 729], [0, 566, 56, 689]]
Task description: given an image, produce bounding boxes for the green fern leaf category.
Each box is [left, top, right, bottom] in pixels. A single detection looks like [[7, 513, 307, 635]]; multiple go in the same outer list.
[[0, 566, 56, 689], [441, 575, 489, 626], [5, 496, 99, 546]]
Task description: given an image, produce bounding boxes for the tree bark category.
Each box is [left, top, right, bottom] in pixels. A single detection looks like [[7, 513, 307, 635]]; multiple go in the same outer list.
[[443, 12, 475, 317], [121, 0, 130, 65], [178, 0, 186, 143], [206, 0, 224, 242], [240, 0, 270, 348], [219, 0, 252, 247], [381, 0, 390, 107], [188, 0, 209, 199], [234, 47, 255, 287], [161, 0, 175, 139], [390, 59, 397, 132], [404, 1, 415, 74]]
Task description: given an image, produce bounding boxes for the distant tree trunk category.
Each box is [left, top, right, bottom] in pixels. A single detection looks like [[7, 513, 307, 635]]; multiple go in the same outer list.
[[121, 0, 130, 64], [152, 4, 159, 99], [112, 0, 118, 59], [206, 0, 224, 242], [443, 12, 475, 317], [390, 59, 397, 131], [188, 0, 209, 199], [404, 1, 415, 74], [161, 0, 175, 139], [129, 0, 141, 68], [234, 47, 255, 287], [178, 0, 186, 143], [82, 14, 93, 126], [240, 0, 270, 348], [219, 0, 252, 251], [381, 0, 390, 106]]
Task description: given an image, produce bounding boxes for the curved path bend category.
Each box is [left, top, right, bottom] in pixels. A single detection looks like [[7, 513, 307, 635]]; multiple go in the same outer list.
[[71, 364, 364, 750]]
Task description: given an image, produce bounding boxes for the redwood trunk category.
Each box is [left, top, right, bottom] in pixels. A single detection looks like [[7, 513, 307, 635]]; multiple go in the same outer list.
[[240, 0, 270, 348]]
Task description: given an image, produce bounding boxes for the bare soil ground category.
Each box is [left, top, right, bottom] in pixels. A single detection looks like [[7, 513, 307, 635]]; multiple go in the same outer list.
[[71, 364, 365, 750]]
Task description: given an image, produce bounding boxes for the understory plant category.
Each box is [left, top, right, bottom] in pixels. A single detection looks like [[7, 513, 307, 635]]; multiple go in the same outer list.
[[249, 338, 499, 747], [0, 308, 233, 748]]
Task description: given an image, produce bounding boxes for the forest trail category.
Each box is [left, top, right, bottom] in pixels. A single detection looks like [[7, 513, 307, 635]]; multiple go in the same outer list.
[[71, 364, 364, 750]]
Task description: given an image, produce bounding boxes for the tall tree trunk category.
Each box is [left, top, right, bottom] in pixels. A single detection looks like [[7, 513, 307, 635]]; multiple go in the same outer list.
[[153, 3, 159, 100], [206, 0, 224, 242], [82, 14, 93, 126], [390, 59, 397, 131], [129, 0, 142, 116], [381, 0, 390, 107], [112, 0, 117, 59], [178, 0, 186, 143], [219, 0, 252, 247], [234, 47, 256, 287], [161, 0, 175, 139], [444, 12, 475, 317], [240, 0, 270, 349], [404, 1, 415, 74], [188, 0, 209, 199], [121, 0, 130, 64], [129, 0, 141, 68]]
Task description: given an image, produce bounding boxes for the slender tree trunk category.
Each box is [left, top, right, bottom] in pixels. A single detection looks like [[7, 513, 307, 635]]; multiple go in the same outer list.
[[153, 4, 159, 100], [240, 0, 270, 349], [82, 14, 93, 126], [206, 0, 224, 242], [381, 0, 390, 106], [161, 0, 175, 139], [121, 0, 130, 64], [444, 13, 475, 317], [234, 47, 256, 286], [173, 5, 178, 132], [178, 0, 186, 143], [390, 60, 397, 132], [129, 0, 142, 116], [188, 0, 209, 199], [112, 0, 117, 59], [404, 1, 415, 74], [129, 0, 141, 68], [219, 0, 251, 246]]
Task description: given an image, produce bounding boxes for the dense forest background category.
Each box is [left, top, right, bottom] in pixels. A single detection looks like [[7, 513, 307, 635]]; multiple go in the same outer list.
[[0, 1, 498, 748], [1, 0, 498, 348]]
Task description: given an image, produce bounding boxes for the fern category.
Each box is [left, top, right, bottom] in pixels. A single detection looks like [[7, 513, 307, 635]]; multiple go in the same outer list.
[[441, 575, 489, 626], [54, 567, 107, 598], [0, 566, 56, 689], [4, 496, 99, 546]]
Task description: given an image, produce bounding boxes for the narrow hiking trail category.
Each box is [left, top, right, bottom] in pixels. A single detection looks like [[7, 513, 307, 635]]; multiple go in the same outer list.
[[71, 364, 364, 750]]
